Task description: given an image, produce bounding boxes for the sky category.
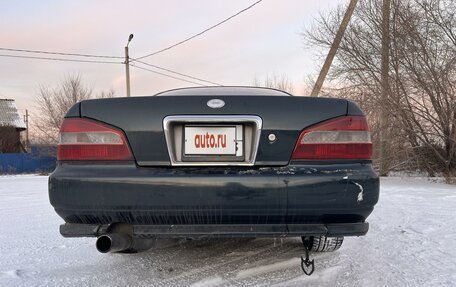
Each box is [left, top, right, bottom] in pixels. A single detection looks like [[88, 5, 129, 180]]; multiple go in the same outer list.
[[0, 0, 344, 117]]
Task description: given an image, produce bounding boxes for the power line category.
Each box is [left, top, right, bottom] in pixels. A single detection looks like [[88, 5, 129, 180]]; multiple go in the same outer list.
[[132, 59, 222, 86], [1, 52, 220, 85], [135, 0, 263, 60], [0, 47, 123, 59], [130, 63, 205, 86], [0, 53, 123, 64]]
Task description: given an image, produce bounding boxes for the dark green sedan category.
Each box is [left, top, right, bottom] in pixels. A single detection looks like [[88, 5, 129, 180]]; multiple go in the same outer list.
[[49, 86, 379, 253]]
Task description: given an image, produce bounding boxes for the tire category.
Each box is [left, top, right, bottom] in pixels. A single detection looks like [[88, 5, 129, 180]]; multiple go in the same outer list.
[[301, 236, 344, 252]]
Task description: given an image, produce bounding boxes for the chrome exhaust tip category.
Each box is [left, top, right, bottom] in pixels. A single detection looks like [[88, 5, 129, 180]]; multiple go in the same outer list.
[[96, 233, 132, 253]]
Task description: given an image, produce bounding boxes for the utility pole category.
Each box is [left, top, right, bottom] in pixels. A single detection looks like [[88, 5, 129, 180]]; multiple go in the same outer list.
[[23, 109, 29, 151], [310, 0, 358, 97], [125, 34, 134, 97], [379, 0, 391, 176]]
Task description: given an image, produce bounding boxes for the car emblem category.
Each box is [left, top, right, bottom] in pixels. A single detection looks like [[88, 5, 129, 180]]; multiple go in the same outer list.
[[207, 99, 225, 109]]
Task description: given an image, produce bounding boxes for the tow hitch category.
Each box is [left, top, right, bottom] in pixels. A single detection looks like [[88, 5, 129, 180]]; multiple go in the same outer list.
[[301, 245, 315, 276]]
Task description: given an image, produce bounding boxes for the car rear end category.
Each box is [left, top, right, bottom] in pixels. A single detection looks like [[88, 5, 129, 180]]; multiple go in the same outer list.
[[49, 87, 379, 247]]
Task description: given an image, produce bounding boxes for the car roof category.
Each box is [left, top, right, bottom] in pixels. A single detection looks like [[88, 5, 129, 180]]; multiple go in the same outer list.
[[154, 86, 293, 97]]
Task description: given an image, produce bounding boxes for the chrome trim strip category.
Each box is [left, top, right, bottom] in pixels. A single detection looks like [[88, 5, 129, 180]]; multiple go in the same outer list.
[[163, 115, 262, 166]]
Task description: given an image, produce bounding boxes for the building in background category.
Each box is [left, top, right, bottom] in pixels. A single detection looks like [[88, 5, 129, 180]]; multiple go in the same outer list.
[[0, 99, 26, 153], [0, 99, 56, 173]]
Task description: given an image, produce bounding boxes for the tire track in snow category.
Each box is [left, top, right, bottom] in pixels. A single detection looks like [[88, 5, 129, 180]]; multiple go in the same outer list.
[[159, 241, 276, 286], [235, 257, 299, 279], [190, 244, 308, 287]]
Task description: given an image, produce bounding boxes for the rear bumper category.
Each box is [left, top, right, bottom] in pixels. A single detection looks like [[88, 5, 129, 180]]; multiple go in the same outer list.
[[49, 162, 379, 237], [60, 222, 369, 238]]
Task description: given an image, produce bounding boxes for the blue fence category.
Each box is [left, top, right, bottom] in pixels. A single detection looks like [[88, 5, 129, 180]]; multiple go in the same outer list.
[[0, 146, 56, 174]]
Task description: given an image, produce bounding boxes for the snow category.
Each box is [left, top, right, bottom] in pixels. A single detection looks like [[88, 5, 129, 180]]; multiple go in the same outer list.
[[0, 175, 455, 286]]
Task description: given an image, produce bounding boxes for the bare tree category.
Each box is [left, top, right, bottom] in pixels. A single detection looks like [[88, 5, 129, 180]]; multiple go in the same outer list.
[[253, 74, 294, 94], [34, 74, 116, 143], [304, 0, 456, 182], [98, 88, 116, 99]]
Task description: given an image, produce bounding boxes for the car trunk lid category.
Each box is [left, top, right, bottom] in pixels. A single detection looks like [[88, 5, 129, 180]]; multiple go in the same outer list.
[[78, 95, 349, 166]]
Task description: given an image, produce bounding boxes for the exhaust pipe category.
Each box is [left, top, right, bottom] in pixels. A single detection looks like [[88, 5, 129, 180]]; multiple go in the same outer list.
[[96, 233, 132, 253], [96, 233, 155, 253]]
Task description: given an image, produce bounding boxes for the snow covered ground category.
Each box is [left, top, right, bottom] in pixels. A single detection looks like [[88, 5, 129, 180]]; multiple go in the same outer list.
[[0, 175, 455, 286]]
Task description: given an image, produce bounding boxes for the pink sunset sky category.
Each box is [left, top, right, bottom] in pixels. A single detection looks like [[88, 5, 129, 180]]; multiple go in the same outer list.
[[0, 0, 344, 117]]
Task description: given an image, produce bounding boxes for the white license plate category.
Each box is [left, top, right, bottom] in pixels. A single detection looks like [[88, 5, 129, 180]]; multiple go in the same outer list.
[[184, 126, 241, 155]]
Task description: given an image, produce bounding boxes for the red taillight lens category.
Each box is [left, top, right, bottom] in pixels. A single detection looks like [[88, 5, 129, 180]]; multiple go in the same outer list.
[[291, 116, 372, 160], [57, 118, 133, 161]]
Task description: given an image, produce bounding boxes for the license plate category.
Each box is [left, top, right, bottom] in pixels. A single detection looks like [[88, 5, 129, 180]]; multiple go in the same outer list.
[[184, 126, 241, 156]]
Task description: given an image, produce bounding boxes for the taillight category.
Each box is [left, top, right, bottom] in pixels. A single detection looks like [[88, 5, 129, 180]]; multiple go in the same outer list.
[[291, 116, 372, 160], [57, 118, 133, 161]]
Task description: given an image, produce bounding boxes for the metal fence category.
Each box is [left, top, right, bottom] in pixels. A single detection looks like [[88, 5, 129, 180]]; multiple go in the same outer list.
[[0, 145, 56, 174]]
